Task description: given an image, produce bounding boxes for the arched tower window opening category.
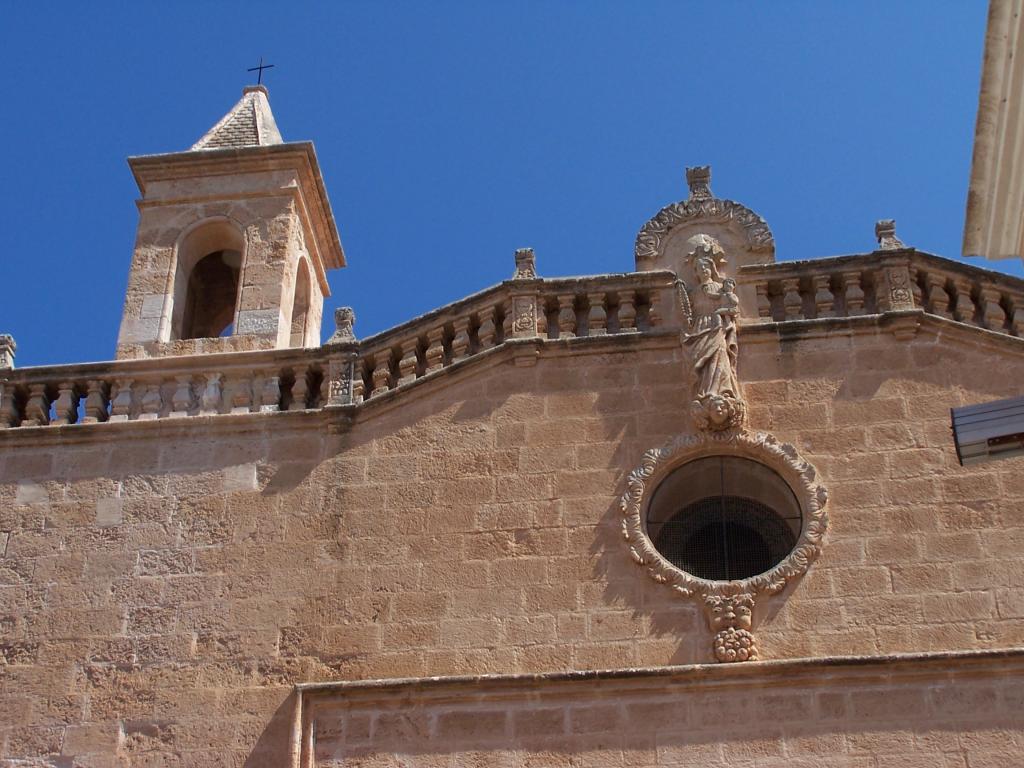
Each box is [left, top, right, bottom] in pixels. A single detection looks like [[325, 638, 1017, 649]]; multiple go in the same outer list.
[[181, 250, 241, 339], [290, 260, 312, 347], [169, 220, 245, 342]]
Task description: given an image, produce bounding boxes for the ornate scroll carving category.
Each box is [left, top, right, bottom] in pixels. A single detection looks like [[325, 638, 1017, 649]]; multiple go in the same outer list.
[[676, 234, 745, 431], [510, 296, 537, 338], [620, 430, 829, 663], [635, 166, 774, 267], [326, 356, 354, 406], [886, 266, 914, 310]]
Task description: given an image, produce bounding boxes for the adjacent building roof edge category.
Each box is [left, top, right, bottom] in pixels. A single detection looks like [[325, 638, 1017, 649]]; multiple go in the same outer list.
[[964, 0, 1024, 260]]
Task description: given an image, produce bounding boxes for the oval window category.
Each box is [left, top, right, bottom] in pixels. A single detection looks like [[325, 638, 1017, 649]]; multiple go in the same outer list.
[[645, 456, 802, 581]]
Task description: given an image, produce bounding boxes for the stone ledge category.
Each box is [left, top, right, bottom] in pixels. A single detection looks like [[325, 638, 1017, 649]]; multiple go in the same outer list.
[[297, 646, 1024, 700]]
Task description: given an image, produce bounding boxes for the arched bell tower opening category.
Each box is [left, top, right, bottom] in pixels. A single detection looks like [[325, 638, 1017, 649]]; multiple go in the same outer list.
[[290, 259, 312, 347], [169, 219, 245, 341]]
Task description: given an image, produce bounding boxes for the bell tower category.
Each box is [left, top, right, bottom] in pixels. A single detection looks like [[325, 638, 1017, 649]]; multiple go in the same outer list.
[[115, 85, 345, 359]]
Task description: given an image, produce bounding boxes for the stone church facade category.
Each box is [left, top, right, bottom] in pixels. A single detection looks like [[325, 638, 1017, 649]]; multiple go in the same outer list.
[[2, 83, 1024, 767]]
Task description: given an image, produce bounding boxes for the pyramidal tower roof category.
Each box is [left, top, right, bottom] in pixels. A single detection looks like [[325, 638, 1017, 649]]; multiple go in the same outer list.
[[190, 85, 283, 151]]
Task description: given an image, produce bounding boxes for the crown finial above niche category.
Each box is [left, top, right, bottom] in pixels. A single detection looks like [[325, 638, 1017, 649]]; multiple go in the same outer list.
[[634, 165, 775, 323]]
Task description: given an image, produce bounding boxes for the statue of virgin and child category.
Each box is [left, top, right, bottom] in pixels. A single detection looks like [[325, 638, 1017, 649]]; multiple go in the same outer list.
[[676, 234, 746, 431]]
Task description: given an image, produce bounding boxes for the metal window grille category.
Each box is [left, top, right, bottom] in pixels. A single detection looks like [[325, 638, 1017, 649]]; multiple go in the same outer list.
[[647, 457, 802, 581]]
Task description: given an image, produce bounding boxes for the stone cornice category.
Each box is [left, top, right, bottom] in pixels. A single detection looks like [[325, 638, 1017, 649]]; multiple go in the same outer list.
[[297, 646, 1024, 701], [128, 141, 345, 272], [741, 247, 1024, 293]]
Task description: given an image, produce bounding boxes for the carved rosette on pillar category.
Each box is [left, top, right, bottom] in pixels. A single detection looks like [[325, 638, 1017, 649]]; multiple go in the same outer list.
[[623, 168, 828, 663], [509, 248, 542, 366]]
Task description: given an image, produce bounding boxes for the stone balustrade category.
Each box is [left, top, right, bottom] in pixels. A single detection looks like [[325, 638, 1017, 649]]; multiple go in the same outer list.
[[0, 349, 330, 429], [0, 271, 674, 429], [353, 271, 673, 402], [739, 251, 1024, 338], [8, 249, 1018, 431]]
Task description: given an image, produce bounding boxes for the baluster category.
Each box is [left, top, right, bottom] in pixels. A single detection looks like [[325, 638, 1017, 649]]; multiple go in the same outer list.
[[501, 304, 513, 342], [754, 283, 771, 321], [925, 273, 951, 318], [617, 290, 638, 332], [909, 266, 924, 308], [0, 384, 19, 428], [371, 351, 392, 397], [138, 383, 162, 420], [585, 292, 607, 336], [781, 278, 803, 320], [537, 299, 554, 339], [23, 384, 50, 427], [557, 295, 577, 339], [979, 287, 1006, 331], [477, 307, 497, 349], [318, 365, 330, 408], [812, 275, 834, 319], [398, 339, 419, 385], [169, 375, 193, 418], [841, 272, 865, 316], [199, 373, 223, 415], [289, 367, 310, 411], [451, 317, 471, 362], [874, 271, 890, 312], [259, 374, 280, 412], [952, 278, 978, 325], [51, 382, 78, 425], [646, 291, 661, 329], [424, 328, 445, 374], [228, 375, 254, 414], [351, 359, 366, 404], [109, 378, 134, 422], [1011, 300, 1024, 337], [82, 380, 108, 423]]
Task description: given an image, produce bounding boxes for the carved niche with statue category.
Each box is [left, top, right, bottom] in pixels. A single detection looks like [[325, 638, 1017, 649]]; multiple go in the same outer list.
[[622, 167, 829, 664], [676, 232, 746, 431]]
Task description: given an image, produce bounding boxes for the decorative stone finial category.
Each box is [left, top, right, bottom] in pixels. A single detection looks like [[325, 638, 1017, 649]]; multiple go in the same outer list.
[[0, 335, 15, 370], [686, 165, 713, 201], [512, 248, 538, 280], [325, 307, 356, 345], [875, 219, 906, 251]]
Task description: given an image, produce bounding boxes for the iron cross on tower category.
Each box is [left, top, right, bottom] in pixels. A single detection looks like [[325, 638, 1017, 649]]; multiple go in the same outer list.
[[247, 57, 275, 85]]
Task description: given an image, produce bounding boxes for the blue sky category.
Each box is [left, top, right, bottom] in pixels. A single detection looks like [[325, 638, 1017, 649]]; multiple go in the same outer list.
[[0, 1, 1007, 367]]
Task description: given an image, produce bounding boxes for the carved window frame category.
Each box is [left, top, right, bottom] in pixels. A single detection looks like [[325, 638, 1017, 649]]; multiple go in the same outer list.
[[621, 431, 828, 600]]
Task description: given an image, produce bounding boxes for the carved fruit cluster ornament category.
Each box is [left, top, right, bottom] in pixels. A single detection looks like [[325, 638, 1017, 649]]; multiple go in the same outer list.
[[707, 593, 758, 662], [620, 431, 829, 663]]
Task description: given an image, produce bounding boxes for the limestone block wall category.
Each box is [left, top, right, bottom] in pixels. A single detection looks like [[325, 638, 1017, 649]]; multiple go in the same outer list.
[[1, 325, 1023, 765], [303, 651, 1024, 767]]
